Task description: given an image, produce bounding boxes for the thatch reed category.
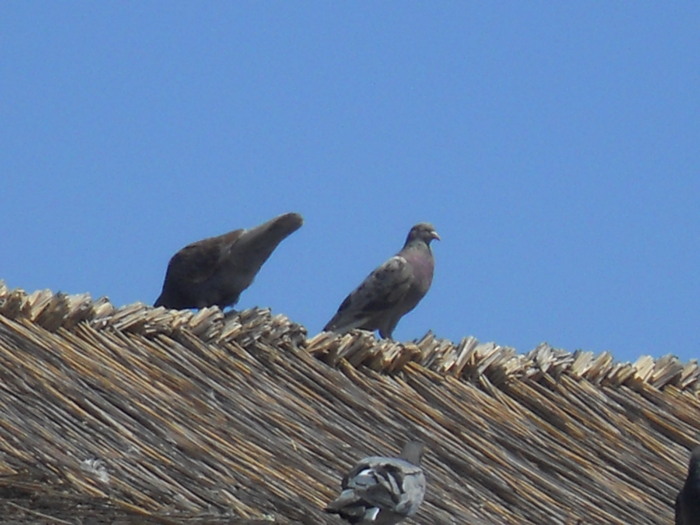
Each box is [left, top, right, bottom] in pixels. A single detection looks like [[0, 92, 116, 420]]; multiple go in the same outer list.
[[0, 281, 697, 523]]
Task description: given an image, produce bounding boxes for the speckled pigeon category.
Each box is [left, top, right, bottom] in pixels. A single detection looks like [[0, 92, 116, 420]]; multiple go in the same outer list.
[[324, 223, 439, 339], [676, 447, 700, 525], [154, 212, 303, 310], [325, 440, 426, 525]]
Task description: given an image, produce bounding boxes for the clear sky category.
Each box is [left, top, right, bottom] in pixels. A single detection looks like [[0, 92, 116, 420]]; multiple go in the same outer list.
[[2, 3, 699, 363]]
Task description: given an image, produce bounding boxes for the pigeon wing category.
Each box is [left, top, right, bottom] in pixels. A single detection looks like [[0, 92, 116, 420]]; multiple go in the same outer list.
[[324, 255, 413, 333], [154, 230, 244, 308], [344, 458, 424, 512], [167, 230, 245, 285], [326, 442, 426, 523]]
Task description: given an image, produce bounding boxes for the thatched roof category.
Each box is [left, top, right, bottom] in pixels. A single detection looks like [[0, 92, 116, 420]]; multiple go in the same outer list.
[[0, 281, 698, 524]]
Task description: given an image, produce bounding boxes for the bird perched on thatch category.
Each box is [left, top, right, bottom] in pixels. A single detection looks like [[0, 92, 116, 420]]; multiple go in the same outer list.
[[154, 212, 303, 310], [676, 446, 700, 524], [324, 223, 439, 339], [325, 440, 426, 525]]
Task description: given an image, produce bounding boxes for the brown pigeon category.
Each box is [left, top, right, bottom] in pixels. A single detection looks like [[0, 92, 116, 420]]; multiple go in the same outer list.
[[676, 447, 700, 525], [154, 212, 303, 309], [324, 223, 439, 338], [325, 440, 426, 525]]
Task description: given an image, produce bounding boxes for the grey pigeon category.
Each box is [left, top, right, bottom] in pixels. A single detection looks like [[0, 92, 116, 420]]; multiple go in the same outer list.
[[676, 447, 700, 525], [324, 223, 439, 339], [154, 212, 303, 309], [325, 440, 426, 525]]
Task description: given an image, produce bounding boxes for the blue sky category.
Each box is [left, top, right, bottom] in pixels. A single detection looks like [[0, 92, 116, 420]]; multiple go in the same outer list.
[[2, 3, 699, 363]]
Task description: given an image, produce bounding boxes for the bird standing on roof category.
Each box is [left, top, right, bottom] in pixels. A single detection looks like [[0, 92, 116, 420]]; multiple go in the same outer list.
[[154, 212, 303, 310], [324, 223, 439, 339], [325, 440, 426, 525], [676, 447, 700, 524]]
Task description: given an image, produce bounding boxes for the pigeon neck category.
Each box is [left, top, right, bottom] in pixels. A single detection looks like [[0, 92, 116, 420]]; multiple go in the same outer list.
[[400, 441, 424, 465], [404, 238, 430, 252]]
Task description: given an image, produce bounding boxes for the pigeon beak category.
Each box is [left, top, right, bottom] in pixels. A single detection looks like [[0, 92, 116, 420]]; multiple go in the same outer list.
[[431, 230, 441, 241]]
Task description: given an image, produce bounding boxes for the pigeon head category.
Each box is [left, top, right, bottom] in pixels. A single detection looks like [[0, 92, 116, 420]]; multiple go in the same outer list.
[[406, 223, 440, 246]]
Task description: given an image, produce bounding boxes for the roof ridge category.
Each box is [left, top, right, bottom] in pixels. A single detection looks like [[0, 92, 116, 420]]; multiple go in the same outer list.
[[1, 281, 698, 392]]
